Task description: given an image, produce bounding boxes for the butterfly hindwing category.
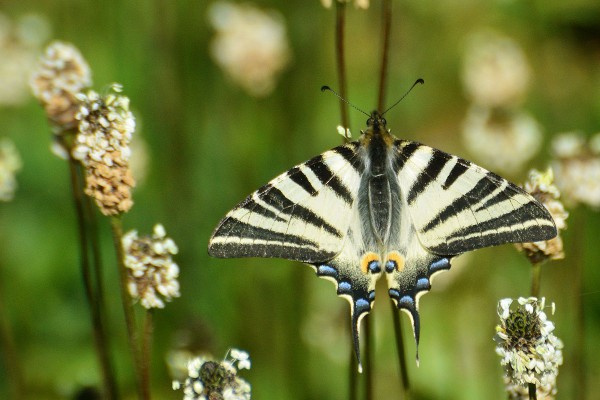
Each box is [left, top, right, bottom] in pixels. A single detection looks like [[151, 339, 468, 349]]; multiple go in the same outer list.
[[312, 204, 381, 372], [208, 142, 363, 263]]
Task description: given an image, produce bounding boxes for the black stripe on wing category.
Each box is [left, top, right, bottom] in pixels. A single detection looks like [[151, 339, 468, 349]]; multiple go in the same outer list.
[[421, 170, 501, 233], [393, 140, 420, 172], [210, 218, 332, 261], [287, 166, 318, 196], [259, 185, 343, 238], [444, 194, 557, 250], [306, 155, 355, 204], [406, 149, 452, 205], [333, 143, 364, 172], [442, 158, 469, 189], [395, 142, 557, 255]]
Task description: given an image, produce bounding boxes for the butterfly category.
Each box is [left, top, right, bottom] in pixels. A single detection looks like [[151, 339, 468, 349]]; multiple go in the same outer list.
[[208, 93, 557, 372]]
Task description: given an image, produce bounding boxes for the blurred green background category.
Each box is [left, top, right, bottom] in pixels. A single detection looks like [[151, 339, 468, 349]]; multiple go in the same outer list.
[[0, 0, 599, 399]]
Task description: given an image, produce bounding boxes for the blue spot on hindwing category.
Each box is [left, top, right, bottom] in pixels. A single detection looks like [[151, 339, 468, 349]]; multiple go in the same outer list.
[[317, 265, 338, 278], [355, 298, 370, 313], [385, 260, 396, 273], [368, 290, 375, 301], [368, 260, 381, 273], [338, 281, 352, 294], [416, 277, 431, 291], [429, 258, 450, 274], [399, 295, 415, 308]]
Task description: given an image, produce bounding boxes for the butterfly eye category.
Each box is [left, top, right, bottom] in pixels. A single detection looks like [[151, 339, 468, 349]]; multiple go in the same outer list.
[[380, 118, 387, 125], [367, 118, 373, 125]]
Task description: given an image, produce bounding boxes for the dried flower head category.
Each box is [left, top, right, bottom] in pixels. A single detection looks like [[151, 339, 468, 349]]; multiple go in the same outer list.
[[208, 1, 291, 97], [123, 224, 180, 309], [173, 349, 252, 400], [462, 31, 530, 108], [515, 168, 568, 264], [551, 132, 600, 208], [0, 138, 22, 201], [320, 0, 370, 9], [462, 106, 542, 174], [30, 41, 91, 131], [72, 84, 135, 215], [495, 297, 563, 399]]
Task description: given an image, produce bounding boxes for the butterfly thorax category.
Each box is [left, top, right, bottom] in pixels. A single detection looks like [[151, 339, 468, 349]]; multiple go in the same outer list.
[[357, 111, 402, 254]]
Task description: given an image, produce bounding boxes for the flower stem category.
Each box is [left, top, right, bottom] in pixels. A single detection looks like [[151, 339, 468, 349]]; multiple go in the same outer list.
[[111, 215, 144, 399], [530, 262, 541, 298], [528, 382, 537, 400], [364, 317, 373, 400], [571, 209, 586, 400], [0, 280, 24, 399], [66, 150, 118, 400], [349, 345, 358, 400], [391, 300, 410, 399], [141, 310, 153, 400], [377, 0, 393, 112], [335, 1, 350, 133]]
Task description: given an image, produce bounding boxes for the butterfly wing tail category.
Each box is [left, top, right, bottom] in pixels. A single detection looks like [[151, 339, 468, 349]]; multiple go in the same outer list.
[[313, 258, 377, 373], [386, 253, 452, 364]]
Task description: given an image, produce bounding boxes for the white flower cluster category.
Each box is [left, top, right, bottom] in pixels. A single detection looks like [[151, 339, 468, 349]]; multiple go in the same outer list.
[[72, 84, 135, 166], [122, 224, 180, 309], [71, 84, 136, 215], [208, 1, 291, 97], [174, 349, 251, 400], [462, 107, 542, 174], [30, 41, 91, 130], [461, 31, 541, 175], [495, 297, 563, 399], [515, 168, 568, 263], [1, 12, 50, 107], [462, 31, 530, 108], [552, 132, 600, 208], [0, 138, 22, 201]]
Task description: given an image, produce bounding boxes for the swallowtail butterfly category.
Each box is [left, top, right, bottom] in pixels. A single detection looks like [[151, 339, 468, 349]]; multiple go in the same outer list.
[[208, 95, 557, 371]]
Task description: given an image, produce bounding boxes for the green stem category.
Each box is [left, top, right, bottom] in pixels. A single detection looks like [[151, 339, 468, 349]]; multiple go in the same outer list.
[[0, 280, 24, 399], [364, 317, 373, 400], [377, 0, 393, 112], [349, 344, 358, 400], [141, 310, 153, 400], [67, 154, 118, 400], [335, 1, 350, 133], [391, 301, 410, 399], [111, 215, 143, 399], [572, 209, 586, 400], [528, 382, 537, 400], [530, 263, 541, 298]]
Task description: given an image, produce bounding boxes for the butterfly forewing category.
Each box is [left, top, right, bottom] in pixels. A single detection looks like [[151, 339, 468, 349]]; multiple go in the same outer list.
[[208, 143, 363, 263], [394, 141, 556, 255]]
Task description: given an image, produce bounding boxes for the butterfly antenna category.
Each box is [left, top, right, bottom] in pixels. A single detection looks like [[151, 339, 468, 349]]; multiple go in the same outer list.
[[381, 78, 424, 116], [321, 85, 370, 117]]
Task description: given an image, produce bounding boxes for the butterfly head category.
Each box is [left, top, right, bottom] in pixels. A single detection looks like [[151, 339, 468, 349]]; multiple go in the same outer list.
[[366, 111, 387, 130], [362, 110, 394, 145]]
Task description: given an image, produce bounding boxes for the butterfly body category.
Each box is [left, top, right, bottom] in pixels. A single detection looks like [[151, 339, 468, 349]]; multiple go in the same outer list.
[[208, 111, 556, 371]]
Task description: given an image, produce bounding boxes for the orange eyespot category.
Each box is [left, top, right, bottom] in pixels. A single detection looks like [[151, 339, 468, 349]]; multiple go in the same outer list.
[[385, 251, 405, 273], [360, 252, 381, 275]]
